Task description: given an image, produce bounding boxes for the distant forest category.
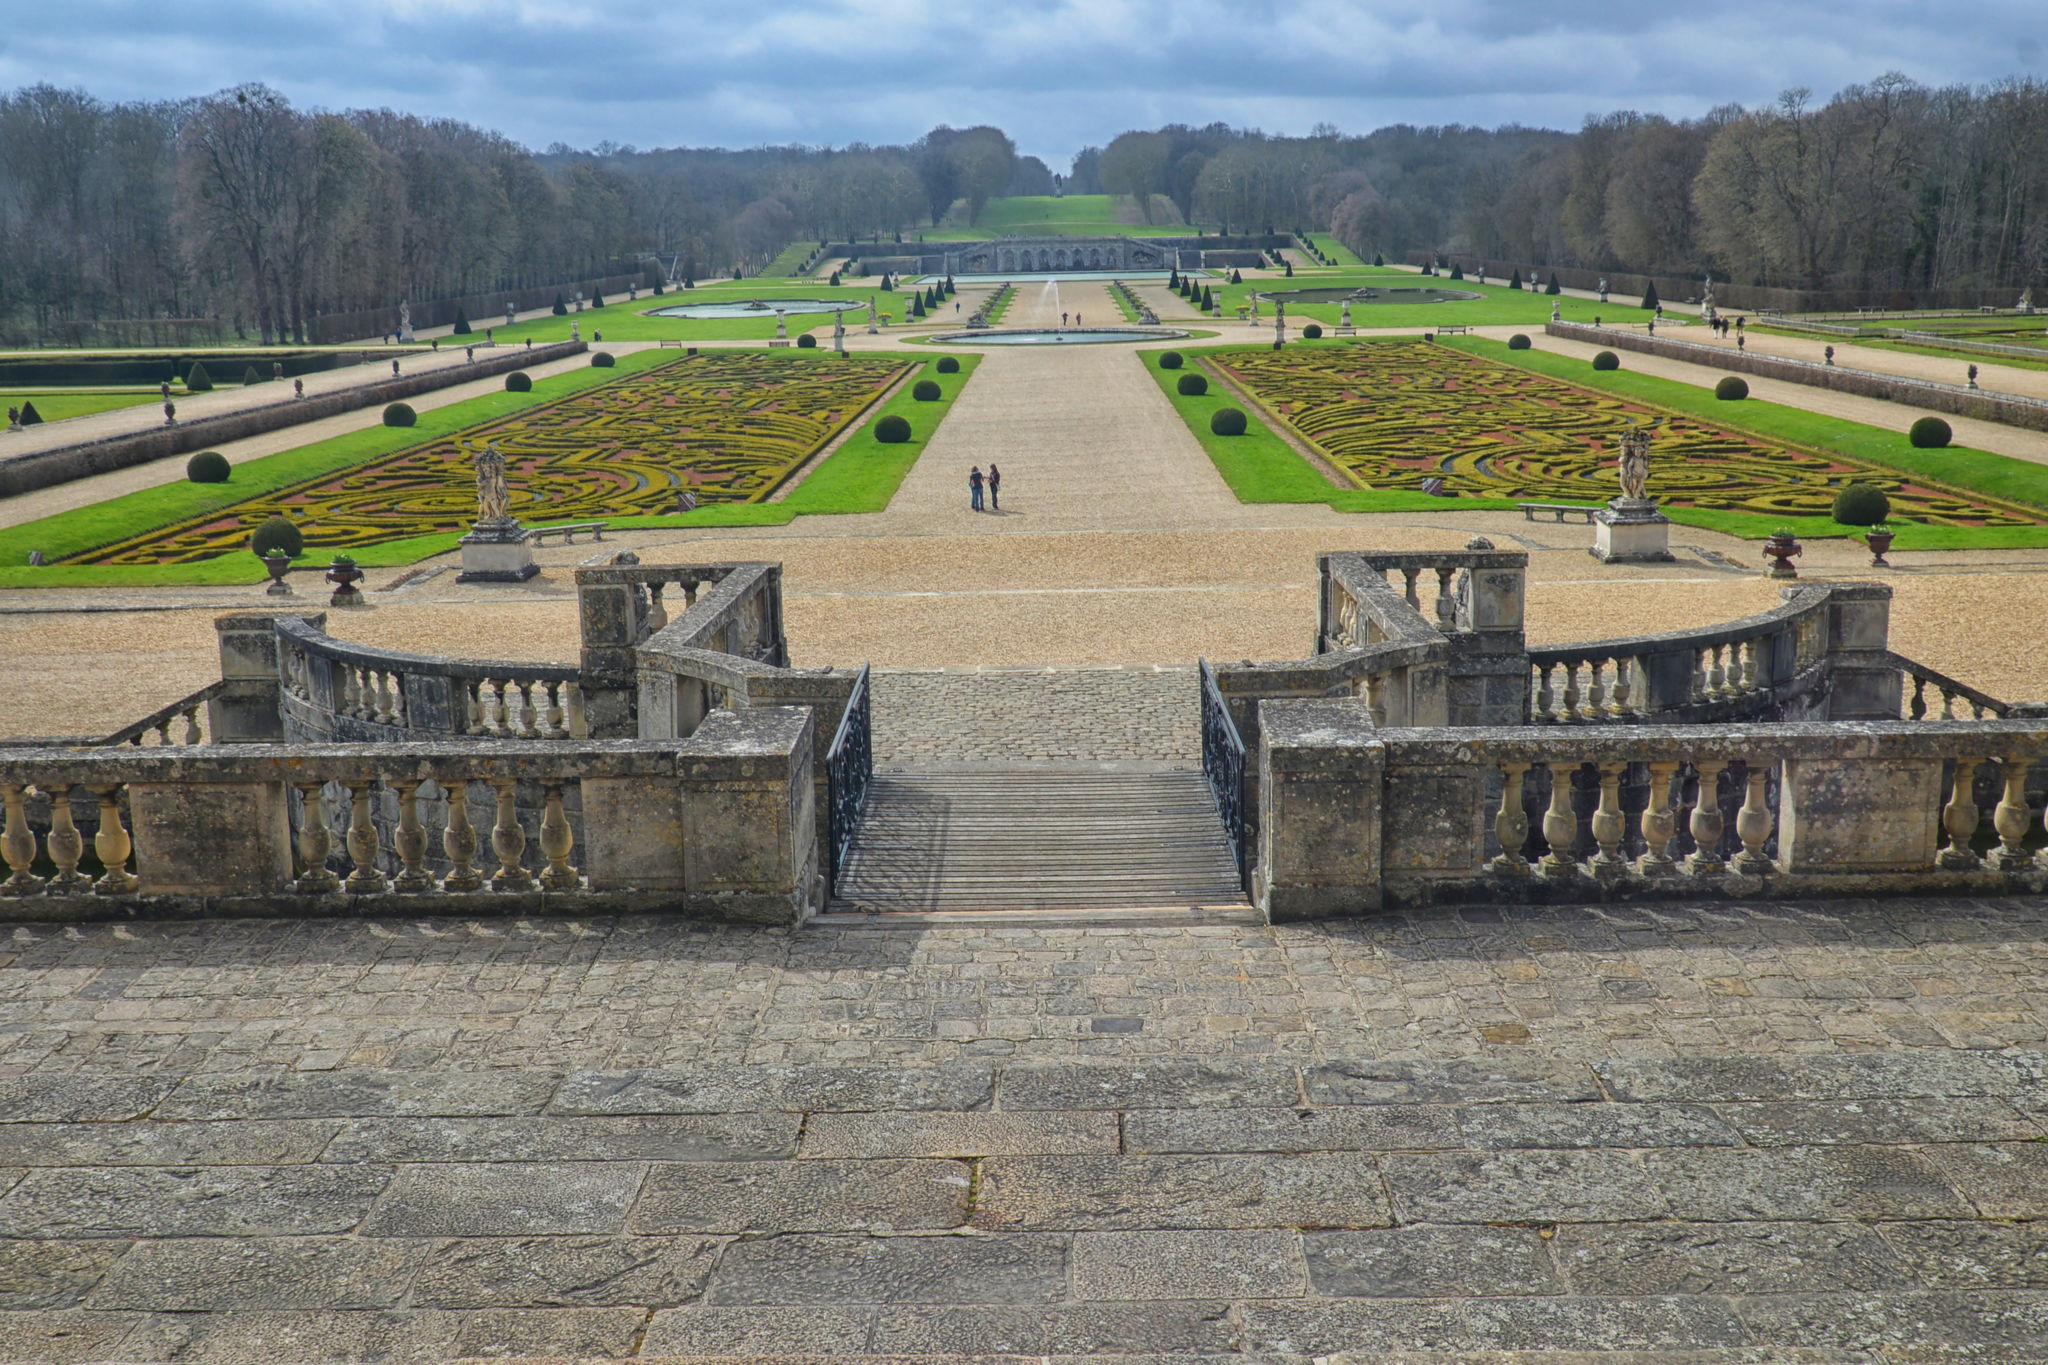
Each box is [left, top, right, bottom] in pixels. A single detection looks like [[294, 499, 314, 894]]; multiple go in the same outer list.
[[0, 73, 2042, 344]]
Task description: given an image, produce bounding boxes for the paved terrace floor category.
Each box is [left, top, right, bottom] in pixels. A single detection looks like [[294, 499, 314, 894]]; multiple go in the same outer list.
[[2, 899, 2047, 1362]]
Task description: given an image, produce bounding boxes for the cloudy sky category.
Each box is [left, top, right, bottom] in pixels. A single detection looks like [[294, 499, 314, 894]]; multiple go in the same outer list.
[[5, 0, 2042, 165]]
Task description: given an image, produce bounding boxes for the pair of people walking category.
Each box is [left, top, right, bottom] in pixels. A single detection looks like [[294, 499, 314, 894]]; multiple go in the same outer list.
[[968, 463, 1000, 512]]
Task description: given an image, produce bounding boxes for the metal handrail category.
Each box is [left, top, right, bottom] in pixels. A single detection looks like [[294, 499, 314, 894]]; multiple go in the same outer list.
[[824, 663, 873, 890], [1199, 658, 1250, 888]]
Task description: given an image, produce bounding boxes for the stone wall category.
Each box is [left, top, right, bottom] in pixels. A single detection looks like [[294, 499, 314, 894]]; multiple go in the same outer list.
[[1545, 321, 2048, 434], [0, 341, 586, 500]]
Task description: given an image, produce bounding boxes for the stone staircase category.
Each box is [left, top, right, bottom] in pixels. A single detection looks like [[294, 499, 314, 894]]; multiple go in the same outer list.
[[829, 765, 1247, 914]]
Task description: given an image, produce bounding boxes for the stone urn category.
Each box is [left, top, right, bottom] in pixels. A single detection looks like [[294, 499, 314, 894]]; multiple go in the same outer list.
[[1865, 527, 1895, 567], [325, 558, 366, 607], [1762, 530, 1802, 579], [261, 552, 294, 597]]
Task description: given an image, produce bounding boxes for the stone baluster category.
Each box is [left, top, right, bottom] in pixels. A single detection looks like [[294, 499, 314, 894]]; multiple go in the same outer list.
[[645, 584, 669, 635], [390, 780, 434, 893], [1584, 658, 1608, 718], [1489, 763, 1531, 876], [515, 681, 541, 739], [1938, 687, 1959, 721], [1537, 763, 1579, 879], [1740, 639, 1761, 694], [1731, 761, 1776, 874], [369, 671, 391, 724], [1691, 647, 1710, 703], [1533, 663, 1556, 722], [0, 784, 44, 896], [489, 780, 534, 891], [387, 675, 407, 728], [542, 682, 569, 740], [1907, 675, 1929, 720], [152, 717, 174, 745], [1399, 567, 1421, 609], [92, 786, 138, 894], [1937, 757, 1983, 869], [564, 683, 587, 740], [1636, 759, 1682, 877], [441, 781, 483, 892], [337, 667, 358, 719], [682, 581, 699, 609], [1989, 755, 2037, 871], [1560, 661, 1582, 721], [292, 781, 341, 893], [44, 787, 91, 893], [463, 680, 485, 734], [343, 781, 389, 893], [1588, 762, 1628, 880], [1608, 656, 1635, 718], [180, 705, 204, 744], [1434, 567, 1457, 628], [1706, 645, 1728, 698], [538, 784, 580, 889], [1684, 760, 1727, 876]]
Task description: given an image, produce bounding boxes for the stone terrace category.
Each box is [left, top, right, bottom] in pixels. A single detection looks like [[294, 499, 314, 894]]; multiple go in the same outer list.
[[3, 899, 2048, 1362]]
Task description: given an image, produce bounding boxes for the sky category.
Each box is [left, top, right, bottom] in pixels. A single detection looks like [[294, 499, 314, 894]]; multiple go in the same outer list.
[[4, 0, 2043, 165]]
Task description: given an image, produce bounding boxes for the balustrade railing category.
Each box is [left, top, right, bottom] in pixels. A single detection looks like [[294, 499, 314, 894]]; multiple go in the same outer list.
[[276, 620, 587, 742], [1199, 659, 1250, 887], [94, 682, 223, 747], [1887, 651, 2010, 720], [824, 664, 873, 889]]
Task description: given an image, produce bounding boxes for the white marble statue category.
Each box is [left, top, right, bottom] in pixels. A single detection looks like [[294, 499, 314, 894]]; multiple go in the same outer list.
[[473, 442, 511, 524]]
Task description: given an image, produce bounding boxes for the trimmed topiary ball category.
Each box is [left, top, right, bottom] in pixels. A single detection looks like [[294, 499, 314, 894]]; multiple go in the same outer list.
[[1507, 334, 1532, 350], [251, 516, 303, 560], [1158, 351, 1183, 370], [1716, 376, 1750, 400], [913, 379, 941, 401], [382, 402, 416, 426], [504, 371, 533, 393], [935, 356, 960, 374], [591, 351, 616, 367], [1210, 407, 1248, 436], [186, 450, 230, 483], [1909, 416, 1952, 448], [1303, 323, 1323, 339], [875, 414, 912, 443], [796, 333, 818, 348], [1176, 373, 1208, 396], [185, 361, 213, 392], [1832, 483, 1892, 526], [1591, 351, 1620, 371]]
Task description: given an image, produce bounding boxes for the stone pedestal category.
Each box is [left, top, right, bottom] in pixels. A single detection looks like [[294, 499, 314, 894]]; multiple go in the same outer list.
[[457, 522, 538, 583], [1591, 502, 1673, 564]]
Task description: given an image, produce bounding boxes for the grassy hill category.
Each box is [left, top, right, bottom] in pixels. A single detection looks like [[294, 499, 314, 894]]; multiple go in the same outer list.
[[922, 194, 1195, 240]]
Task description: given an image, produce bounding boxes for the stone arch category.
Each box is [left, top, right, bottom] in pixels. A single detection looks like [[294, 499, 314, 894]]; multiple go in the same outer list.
[[1055, 247, 1069, 268]]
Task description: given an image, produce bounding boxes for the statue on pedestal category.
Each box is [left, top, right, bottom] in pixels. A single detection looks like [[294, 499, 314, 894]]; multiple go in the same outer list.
[[833, 315, 846, 353], [1341, 301, 1352, 328], [398, 300, 414, 343], [472, 441, 512, 525], [775, 309, 787, 339], [1702, 274, 1717, 320], [1616, 421, 1658, 506], [2020, 288, 2036, 316], [866, 300, 878, 335]]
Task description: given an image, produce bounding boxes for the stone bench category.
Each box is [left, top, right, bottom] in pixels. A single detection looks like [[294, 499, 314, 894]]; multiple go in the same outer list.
[[1437, 325, 1472, 335], [1520, 502, 1600, 524], [1334, 326, 1358, 335], [529, 521, 609, 545], [659, 339, 686, 347], [767, 340, 791, 348]]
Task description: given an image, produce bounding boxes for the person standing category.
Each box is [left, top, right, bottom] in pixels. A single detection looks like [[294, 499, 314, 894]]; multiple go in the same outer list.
[[968, 466, 985, 512], [987, 462, 1001, 511]]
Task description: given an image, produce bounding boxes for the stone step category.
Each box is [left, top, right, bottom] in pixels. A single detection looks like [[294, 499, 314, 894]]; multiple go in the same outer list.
[[832, 767, 1247, 913]]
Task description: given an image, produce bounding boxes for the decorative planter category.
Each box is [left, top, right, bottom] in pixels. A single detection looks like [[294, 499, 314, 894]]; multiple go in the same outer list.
[[1865, 530, 1895, 567], [261, 553, 294, 597], [1762, 534, 1802, 579], [325, 561, 365, 607]]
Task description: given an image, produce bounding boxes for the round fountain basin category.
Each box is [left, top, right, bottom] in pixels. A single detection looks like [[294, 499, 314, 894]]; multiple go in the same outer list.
[[645, 298, 867, 319], [936, 327, 1189, 346]]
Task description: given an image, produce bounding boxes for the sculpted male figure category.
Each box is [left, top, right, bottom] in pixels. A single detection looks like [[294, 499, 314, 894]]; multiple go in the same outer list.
[[473, 441, 512, 524]]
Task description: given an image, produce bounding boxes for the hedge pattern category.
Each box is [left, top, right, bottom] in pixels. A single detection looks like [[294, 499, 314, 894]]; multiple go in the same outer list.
[[76, 353, 911, 564], [1208, 341, 2043, 526]]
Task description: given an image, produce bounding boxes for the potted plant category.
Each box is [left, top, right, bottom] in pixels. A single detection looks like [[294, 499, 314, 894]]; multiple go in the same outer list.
[[260, 551, 294, 596], [1864, 522, 1896, 567], [1762, 527, 1802, 579], [325, 554, 365, 607]]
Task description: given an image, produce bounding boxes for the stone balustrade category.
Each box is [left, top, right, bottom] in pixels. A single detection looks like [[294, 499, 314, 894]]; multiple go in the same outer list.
[[1257, 706, 2048, 919], [1886, 650, 2013, 720], [273, 617, 587, 744], [0, 706, 819, 924], [94, 682, 222, 747]]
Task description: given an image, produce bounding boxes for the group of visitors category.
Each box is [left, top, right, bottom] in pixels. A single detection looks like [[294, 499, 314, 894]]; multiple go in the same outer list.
[[968, 463, 1001, 512], [1709, 315, 1747, 340]]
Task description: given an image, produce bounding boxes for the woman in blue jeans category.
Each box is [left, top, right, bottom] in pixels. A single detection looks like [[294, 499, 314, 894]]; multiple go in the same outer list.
[[968, 466, 984, 511]]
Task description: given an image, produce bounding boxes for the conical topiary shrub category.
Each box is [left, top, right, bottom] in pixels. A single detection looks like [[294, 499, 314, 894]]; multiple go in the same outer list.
[[1546, 272, 1561, 295], [1641, 280, 1660, 310], [452, 308, 472, 335], [552, 293, 568, 316], [186, 361, 213, 392], [17, 400, 43, 425], [1507, 269, 1523, 291], [242, 366, 262, 386]]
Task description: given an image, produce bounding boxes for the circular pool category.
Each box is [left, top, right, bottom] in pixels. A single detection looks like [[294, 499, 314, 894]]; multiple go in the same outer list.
[[1255, 287, 1484, 305], [935, 327, 1189, 346], [645, 298, 867, 319]]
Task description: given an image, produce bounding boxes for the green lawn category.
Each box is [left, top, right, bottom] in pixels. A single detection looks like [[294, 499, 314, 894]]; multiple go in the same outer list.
[[920, 194, 1200, 240], [0, 351, 981, 588], [1451, 336, 2048, 548], [1139, 336, 2048, 548], [1207, 269, 1621, 329], [2, 389, 166, 422], [761, 241, 820, 277]]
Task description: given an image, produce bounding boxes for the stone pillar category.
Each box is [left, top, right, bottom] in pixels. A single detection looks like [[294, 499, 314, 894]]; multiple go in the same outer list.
[[1821, 582, 1901, 719], [676, 706, 819, 923], [456, 523, 537, 583], [127, 774, 294, 896], [1255, 699, 1385, 921], [573, 571, 647, 740], [211, 612, 323, 742]]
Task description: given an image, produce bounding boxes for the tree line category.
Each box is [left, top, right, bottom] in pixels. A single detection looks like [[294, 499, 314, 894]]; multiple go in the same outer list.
[[2, 73, 2042, 347]]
